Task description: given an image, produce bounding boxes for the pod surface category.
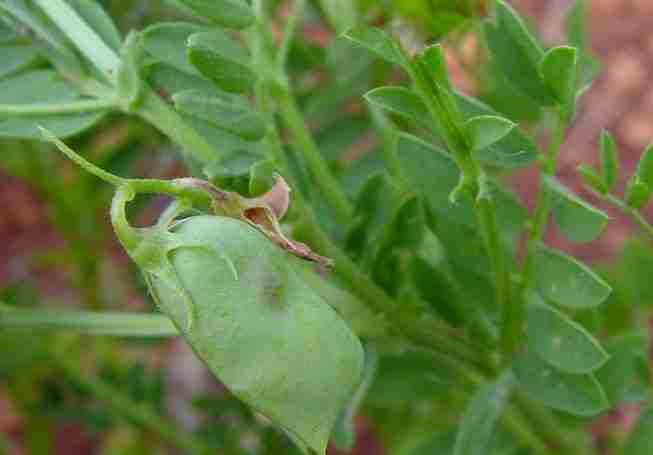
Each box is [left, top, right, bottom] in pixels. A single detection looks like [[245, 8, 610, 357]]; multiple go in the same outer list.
[[150, 215, 364, 454]]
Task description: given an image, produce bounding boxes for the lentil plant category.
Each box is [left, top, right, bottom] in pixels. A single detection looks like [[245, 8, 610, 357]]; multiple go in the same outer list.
[[1, 1, 652, 454]]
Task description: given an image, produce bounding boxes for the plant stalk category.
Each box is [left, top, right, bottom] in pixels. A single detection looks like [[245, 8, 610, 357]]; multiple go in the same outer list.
[[520, 113, 568, 310], [0, 98, 118, 115], [603, 193, 653, 238], [275, 87, 354, 222], [0, 308, 178, 337]]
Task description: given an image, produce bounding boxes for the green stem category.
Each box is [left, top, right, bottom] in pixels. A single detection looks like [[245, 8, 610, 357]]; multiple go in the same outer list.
[[0, 98, 118, 115], [369, 105, 403, 184], [0, 308, 178, 337], [275, 87, 354, 222], [477, 192, 511, 362], [514, 393, 588, 455], [60, 362, 216, 454], [276, 0, 306, 70], [603, 193, 653, 238], [437, 354, 552, 454], [410, 61, 511, 363], [520, 113, 567, 295]]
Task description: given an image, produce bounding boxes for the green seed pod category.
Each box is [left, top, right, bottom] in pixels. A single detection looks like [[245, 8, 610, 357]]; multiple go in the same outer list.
[[43, 130, 365, 455], [147, 215, 364, 455]]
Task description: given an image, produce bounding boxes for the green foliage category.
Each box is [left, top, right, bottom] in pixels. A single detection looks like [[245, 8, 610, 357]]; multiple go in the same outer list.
[[1, 1, 652, 454], [535, 244, 612, 309], [513, 352, 609, 416], [545, 176, 608, 243]]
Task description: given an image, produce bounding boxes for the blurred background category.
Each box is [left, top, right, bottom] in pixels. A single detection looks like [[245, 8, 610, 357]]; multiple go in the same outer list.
[[1, 1, 653, 454]]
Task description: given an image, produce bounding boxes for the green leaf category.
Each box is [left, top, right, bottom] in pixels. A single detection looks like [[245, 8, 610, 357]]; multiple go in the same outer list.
[[636, 144, 653, 188], [0, 0, 72, 55], [176, 0, 254, 29], [414, 44, 453, 92], [455, 93, 537, 168], [539, 46, 578, 105], [319, 0, 357, 33], [0, 44, 41, 79], [513, 352, 609, 416], [145, 62, 216, 95], [463, 115, 515, 153], [453, 372, 514, 455], [182, 114, 255, 159], [364, 86, 430, 129], [526, 294, 609, 374], [397, 133, 474, 227], [142, 22, 208, 76], [68, 0, 122, 51], [202, 148, 262, 180], [544, 176, 608, 243], [341, 26, 409, 70], [0, 70, 105, 139], [150, 216, 364, 455], [578, 164, 608, 194], [483, 0, 553, 105], [625, 177, 650, 209], [596, 332, 651, 405], [173, 89, 265, 141], [625, 407, 653, 454], [397, 133, 526, 241], [566, 0, 601, 93], [566, 0, 587, 50], [599, 130, 619, 190], [367, 348, 455, 408], [535, 244, 612, 309], [387, 195, 425, 251], [187, 30, 255, 93]]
